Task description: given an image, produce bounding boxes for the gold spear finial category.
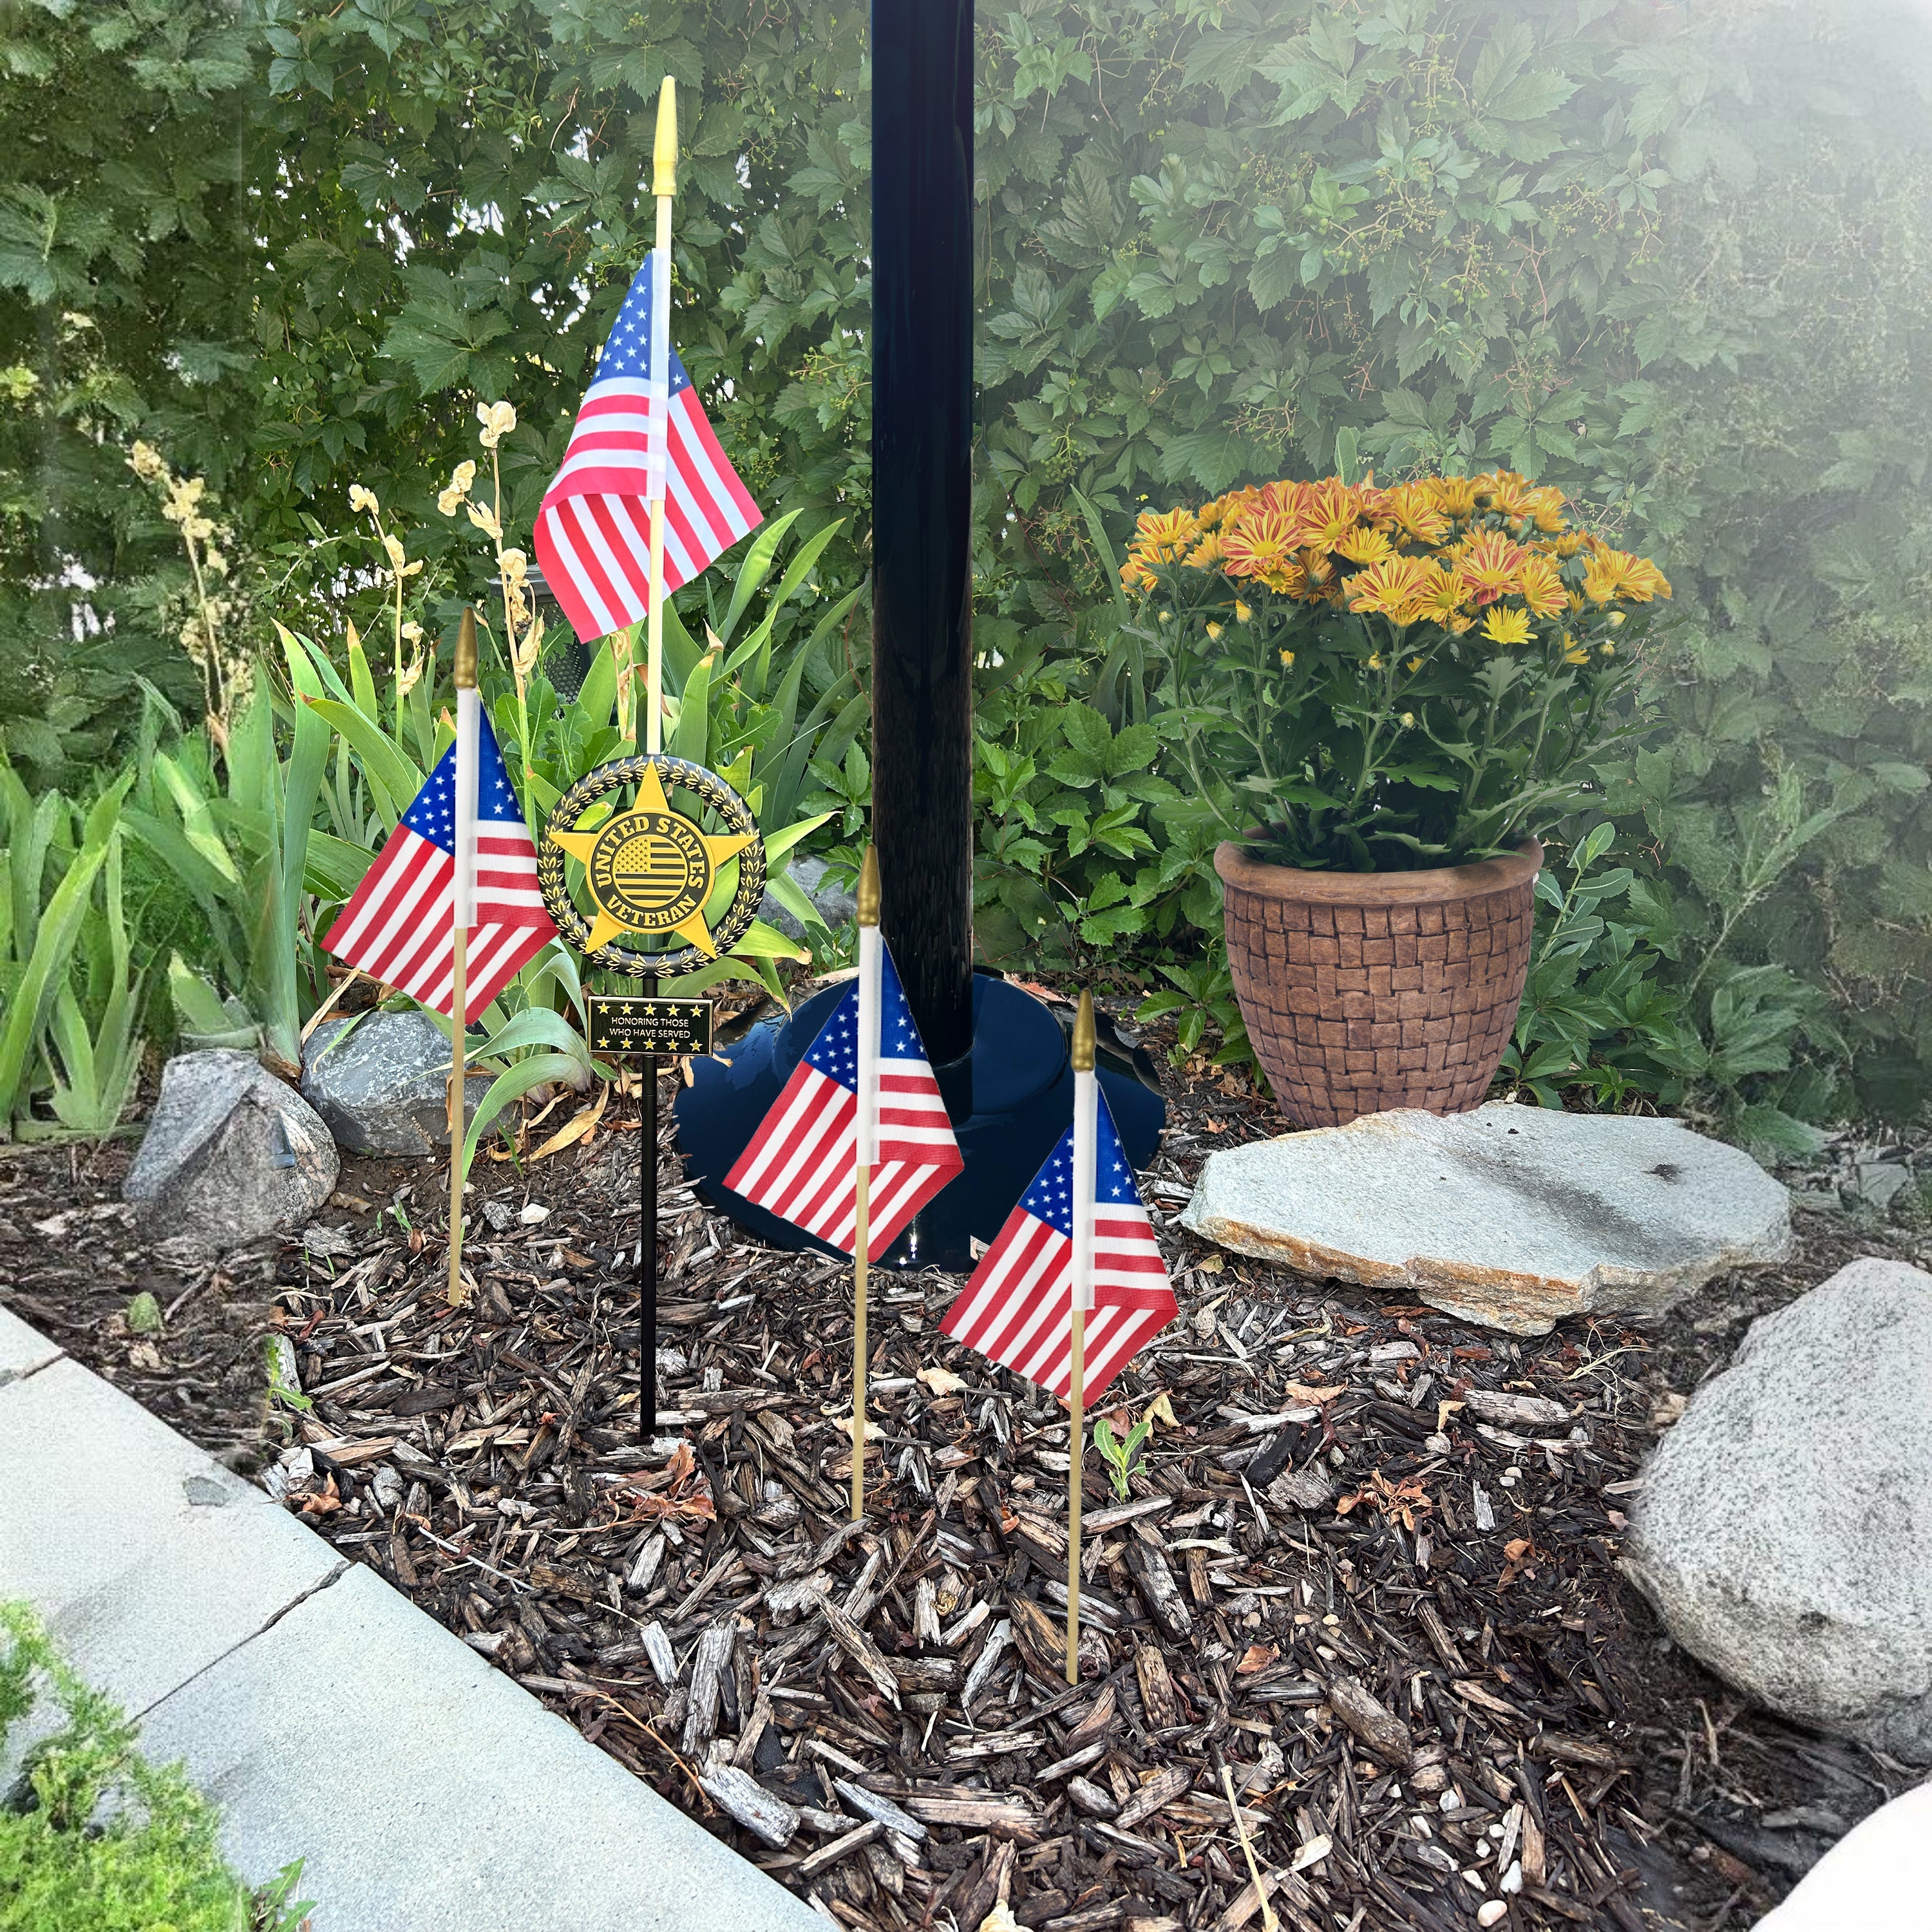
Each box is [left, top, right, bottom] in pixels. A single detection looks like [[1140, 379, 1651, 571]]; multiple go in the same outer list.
[[857, 846, 880, 927], [454, 607, 478, 690], [1072, 989, 1095, 1072], [653, 76, 678, 198]]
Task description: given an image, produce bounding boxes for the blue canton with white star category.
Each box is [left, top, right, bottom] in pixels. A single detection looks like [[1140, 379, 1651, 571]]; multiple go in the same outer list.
[[1020, 1089, 1142, 1238], [804, 944, 926, 1088], [595, 251, 692, 391], [402, 710, 522, 853]]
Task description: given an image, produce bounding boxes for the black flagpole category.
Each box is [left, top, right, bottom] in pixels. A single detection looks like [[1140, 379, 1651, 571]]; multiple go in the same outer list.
[[871, 0, 976, 1074], [639, 976, 657, 1443]]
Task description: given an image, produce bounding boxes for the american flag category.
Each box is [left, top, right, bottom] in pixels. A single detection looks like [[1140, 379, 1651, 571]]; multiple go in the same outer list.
[[321, 707, 556, 1019], [724, 941, 962, 1256], [940, 1090, 1175, 1404], [534, 249, 762, 645]]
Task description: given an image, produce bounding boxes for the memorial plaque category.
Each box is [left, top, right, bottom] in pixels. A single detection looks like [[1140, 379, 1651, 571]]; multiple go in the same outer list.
[[588, 993, 714, 1058]]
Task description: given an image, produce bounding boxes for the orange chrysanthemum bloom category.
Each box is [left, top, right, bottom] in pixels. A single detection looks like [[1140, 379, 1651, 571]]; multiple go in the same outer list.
[[1121, 553, 1158, 592], [1220, 509, 1300, 579], [1581, 554, 1623, 605], [1520, 486, 1568, 533], [1517, 554, 1568, 619], [1261, 561, 1312, 598], [1434, 474, 1481, 520], [1294, 478, 1363, 553], [1617, 555, 1672, 602], [1332, 525, 1394, 566], [1383, 483, 1452, 546], [1133, 506, 1200, 562], [1184, 529, 1226, 571], [1345, 555, 1432, 620], [1484, 471, 1542, 520], [1411, 562, 1468, 627], [1455, 531, 1530, 606]]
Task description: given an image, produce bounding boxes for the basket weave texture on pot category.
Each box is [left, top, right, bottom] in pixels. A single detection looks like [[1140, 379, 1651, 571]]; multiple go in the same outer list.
[[1216, 839, 1540, 1128]]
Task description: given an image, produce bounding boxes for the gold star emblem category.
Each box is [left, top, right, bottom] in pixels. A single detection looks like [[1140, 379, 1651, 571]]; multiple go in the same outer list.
[[548, 764, 755, 957]]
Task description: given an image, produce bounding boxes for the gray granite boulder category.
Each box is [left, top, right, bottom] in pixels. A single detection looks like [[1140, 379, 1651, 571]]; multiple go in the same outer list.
[[757, 855, 857, 941], [1624, 1258, 1932, 1763], [301, 1012, 488, 1155], [124, 1050, 337, 1254], [1182, 1103, 1790, 1334]]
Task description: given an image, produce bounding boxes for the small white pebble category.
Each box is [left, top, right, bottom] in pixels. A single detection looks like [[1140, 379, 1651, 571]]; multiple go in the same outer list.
[[1461, 1868, 1486, 1891], [1478, 1902, 1508, 1927], [1488, 1823, 1506, 1839], [1501, 1859, 1524, 1895]]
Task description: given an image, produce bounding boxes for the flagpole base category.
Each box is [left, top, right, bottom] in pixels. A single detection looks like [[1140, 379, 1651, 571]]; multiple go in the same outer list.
[[672, 972, 1165, 1272]]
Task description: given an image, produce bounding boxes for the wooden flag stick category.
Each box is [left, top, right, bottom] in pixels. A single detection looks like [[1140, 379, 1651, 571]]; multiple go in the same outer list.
[[1066, 989, 1097, 1684], [645, 76, 676, 759], [851, 846, 881, 1520], [447, 608, 479, 1307], [1220, 1759, 1281, 1932]]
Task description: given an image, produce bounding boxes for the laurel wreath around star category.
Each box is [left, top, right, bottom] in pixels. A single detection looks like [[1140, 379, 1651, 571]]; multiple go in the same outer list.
[[538, 755, 766, 979]]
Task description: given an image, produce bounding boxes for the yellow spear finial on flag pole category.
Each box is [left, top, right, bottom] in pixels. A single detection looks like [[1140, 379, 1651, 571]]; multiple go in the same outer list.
[[447, 607, 479, 1307], [851, 845, 881, 1520], [1066, 988, 1096, 1681], [643, 75, 677, 757]]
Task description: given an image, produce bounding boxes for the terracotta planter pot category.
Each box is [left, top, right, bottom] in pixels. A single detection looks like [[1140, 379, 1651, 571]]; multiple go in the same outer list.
[[1215, 838, 1542, 1128]]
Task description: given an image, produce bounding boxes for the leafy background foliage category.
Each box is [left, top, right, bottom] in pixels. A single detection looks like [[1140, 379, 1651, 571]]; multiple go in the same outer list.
[[1, 0, 1928, 1135]]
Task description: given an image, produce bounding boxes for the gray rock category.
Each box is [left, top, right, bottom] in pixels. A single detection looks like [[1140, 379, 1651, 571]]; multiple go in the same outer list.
[[1623, 1258, 1932, 1763], [301, 1012, 489, 1155], [124, 1050, 337, 1255], [1181, 1103, 1790, 1335], [757, 855, 857, 941]]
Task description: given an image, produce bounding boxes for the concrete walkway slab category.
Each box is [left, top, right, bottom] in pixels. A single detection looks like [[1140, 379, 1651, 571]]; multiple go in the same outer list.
[[0, 1302, 62, 1383], [142, 1561, 820, 1932], [0, 1356, 344, 1718], [0, 1312, 821, 1932]]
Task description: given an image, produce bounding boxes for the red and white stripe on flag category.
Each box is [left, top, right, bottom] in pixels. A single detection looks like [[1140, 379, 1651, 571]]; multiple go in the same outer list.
[[321, 712, 556, 1021], [939, 1095, 1175, 1404], [534, 251, 762, 645], [723, 942, 962, 1256]]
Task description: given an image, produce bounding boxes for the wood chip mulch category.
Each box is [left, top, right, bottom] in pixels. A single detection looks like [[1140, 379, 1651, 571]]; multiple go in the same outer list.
[[4, 1019, 1925, 1932]]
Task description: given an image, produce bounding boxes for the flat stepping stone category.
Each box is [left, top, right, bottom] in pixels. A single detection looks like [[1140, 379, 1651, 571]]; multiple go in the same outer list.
[[1181, 1102, 1790, 1334], [0, 1315, 820, 1932]]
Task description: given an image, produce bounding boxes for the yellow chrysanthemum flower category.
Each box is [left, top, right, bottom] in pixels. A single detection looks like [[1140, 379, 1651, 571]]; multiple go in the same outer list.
[[1278, 649, 1294, 668], [1384, 482, 1452, 546], [1233, 600, 1251, 623], [1517, 554, 1568, 619], [1184, 529, 1226, 570], [1333, 524, 1394, 566], [1581, 556, 1622, 605], [1206, 621, 1223, 639], [1345, 554, 1430, 620], [1434, 475, 1481, 519], [1481, 605, 1534, 646]]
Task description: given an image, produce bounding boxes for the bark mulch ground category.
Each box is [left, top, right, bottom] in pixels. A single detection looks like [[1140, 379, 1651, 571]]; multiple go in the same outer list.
[[4, 1013, 1926, 1932]]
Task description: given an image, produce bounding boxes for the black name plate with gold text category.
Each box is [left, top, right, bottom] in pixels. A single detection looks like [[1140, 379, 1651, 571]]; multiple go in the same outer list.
[[587, 994, 715, 1058]]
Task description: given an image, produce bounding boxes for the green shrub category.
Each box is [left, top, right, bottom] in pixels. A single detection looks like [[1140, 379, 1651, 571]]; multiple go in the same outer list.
[[0, 1602, 312, 1932]]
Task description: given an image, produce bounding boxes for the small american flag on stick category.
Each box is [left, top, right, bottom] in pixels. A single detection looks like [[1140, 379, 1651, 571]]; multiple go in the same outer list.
[[940, 1086, 1175, 1404], [535, 249, 762, 645], [724, 939, 961, 1256], [321, 708, 556, 1019]]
